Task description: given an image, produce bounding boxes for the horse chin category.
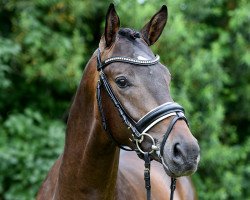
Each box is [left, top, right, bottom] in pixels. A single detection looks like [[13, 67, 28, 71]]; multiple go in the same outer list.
[[162, 156, 199, 178]]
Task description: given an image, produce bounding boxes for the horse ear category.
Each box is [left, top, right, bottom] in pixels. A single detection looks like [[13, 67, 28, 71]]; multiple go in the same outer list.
[[105, 3, 120, 47], [140, 5, 168, 46]]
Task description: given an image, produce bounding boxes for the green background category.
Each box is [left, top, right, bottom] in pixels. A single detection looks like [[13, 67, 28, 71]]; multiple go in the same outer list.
[[0, 0, 249, 199]]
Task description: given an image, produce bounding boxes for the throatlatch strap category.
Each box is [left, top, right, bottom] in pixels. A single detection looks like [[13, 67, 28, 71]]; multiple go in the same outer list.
[[97, 81, 107, 130]]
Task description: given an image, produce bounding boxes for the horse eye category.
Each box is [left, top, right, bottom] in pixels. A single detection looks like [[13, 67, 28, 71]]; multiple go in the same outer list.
[[115, 76, 129, 88]]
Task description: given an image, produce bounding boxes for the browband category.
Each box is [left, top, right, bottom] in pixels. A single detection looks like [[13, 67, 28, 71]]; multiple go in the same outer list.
[[97, 49, 160, 71]]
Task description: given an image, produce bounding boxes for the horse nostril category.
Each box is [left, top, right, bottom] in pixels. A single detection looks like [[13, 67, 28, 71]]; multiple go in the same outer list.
[[173, 143, 182, 158], [172, 142, 200, 165], [172, 142, 187, 165]]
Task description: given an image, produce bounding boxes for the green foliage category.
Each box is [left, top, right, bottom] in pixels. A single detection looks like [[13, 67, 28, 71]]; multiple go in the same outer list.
[[0, 0, 249, 199], [0, 109, 64, 200]]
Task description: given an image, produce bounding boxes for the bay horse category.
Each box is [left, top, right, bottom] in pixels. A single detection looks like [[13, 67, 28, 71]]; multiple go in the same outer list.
[[37, 4, 200, 200]]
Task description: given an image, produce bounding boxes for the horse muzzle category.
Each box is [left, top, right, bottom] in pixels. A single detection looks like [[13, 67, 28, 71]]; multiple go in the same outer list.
[[161, 135, 200, 177]]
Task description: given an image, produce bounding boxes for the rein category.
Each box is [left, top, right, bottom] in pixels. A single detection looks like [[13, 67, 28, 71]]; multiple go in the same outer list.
[[96, 48, 188, 200]]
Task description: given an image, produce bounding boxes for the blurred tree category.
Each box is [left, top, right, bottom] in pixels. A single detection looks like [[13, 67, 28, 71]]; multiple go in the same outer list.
[[0, 0, 249, 199], [0, 0, 109, 199]]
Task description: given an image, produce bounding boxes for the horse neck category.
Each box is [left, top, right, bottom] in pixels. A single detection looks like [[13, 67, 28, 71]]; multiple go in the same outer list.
[[57, 53, 120, 199]]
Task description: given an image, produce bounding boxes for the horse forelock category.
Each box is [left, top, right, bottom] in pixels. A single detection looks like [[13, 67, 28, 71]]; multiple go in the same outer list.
[[101, 29, 155, 60], [118, 28, 141, 40]]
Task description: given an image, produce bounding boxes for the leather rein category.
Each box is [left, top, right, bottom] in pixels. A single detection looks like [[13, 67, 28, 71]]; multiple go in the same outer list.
[[96, 48, 188, 200]]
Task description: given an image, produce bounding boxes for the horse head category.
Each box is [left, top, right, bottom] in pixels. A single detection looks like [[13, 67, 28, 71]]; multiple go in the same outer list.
[[97, 4, 200, 178]]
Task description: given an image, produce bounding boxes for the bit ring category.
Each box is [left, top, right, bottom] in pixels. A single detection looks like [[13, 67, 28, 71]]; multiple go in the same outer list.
[[135, 133, 156, 154]]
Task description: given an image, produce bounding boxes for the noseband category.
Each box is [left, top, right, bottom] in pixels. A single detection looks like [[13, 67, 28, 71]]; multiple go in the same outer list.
[[96, 49, 188, 200]]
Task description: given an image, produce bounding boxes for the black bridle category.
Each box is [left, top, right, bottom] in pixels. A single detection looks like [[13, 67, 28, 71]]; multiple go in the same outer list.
[[96, 48, 188, 200]]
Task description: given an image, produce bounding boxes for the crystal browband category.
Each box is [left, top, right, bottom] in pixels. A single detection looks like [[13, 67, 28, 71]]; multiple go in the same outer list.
[[97, 52, 160, 71]]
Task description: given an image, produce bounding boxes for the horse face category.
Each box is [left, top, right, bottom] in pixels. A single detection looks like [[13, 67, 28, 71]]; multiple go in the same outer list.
[[99, 4, 200, 178]]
